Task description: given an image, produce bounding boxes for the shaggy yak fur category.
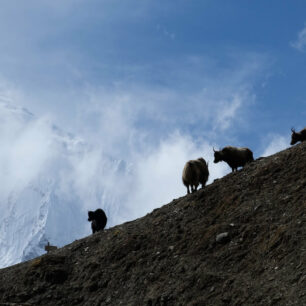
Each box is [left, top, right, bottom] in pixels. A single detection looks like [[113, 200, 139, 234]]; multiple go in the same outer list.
[[290, 128, 306, 145], [88, 208, 107, 234], [182, 157, 209, 194], [213, 146, 254, 172]]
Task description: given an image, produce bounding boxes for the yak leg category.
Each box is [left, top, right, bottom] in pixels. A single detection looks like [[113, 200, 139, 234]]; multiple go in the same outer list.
[[187, 185, 190, 194], [192, 184, 198, 193]]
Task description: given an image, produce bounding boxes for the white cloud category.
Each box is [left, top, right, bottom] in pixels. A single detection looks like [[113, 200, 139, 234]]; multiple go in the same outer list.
[[119, 133, 229, 222], [0, 103, 54, 197], [73, 63, 259, 149], [0, 40, 266, 227], [0, 84, 234, 228], [261, 134, 288, 157], [214, 94, 244, 131], [156, 24, 176, 40], [291, 26, 306, 52], [0, 0, 267, 139]]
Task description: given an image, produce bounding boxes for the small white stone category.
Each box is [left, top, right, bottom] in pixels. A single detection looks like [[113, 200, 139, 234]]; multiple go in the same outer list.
[[216, 232, 229, 243]]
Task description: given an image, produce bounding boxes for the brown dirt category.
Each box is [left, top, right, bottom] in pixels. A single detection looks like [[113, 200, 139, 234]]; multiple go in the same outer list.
[[0, 142, 306, 306]]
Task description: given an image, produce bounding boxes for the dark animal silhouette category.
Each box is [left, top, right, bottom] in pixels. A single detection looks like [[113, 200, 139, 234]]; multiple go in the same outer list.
[[213, 146, 254, 172], [182, 157, 209, 194], [88, 208, 107, 234], [290, 127, 306, 145], [44, 242, 58, 253]]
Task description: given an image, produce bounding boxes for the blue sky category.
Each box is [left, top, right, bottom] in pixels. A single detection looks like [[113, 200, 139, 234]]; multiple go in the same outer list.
[[0, 1, 306, 222]]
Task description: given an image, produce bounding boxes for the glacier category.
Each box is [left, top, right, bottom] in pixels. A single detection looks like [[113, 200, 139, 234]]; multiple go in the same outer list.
[[0, 102, 131, 268]]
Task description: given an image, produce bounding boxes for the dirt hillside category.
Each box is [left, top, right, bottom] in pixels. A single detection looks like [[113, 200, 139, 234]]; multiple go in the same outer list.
[[0, 141, 306, 306]]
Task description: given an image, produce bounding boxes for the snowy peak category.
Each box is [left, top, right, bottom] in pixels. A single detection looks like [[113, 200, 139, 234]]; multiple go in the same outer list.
[[0, 102, 131, 268]]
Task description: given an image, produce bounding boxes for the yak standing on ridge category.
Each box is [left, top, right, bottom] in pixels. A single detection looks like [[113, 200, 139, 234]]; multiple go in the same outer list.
[[290, 127, 306, 145], [182, 157, 209, 194], [88, 208, 107, 234], [213, 146, 254, 172]]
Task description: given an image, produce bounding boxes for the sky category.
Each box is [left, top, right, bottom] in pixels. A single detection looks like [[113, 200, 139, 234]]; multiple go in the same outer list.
[[0, 1, 305, 225]]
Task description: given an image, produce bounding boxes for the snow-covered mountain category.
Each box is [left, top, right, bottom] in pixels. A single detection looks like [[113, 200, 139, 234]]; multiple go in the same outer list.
[[0, 102, 131, 268]]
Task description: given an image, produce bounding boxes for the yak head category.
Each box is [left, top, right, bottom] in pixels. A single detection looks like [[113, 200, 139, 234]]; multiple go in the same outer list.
[[213, 148, 223, 163], [290, 128, 299, 145], [88, 211, 95, 221]]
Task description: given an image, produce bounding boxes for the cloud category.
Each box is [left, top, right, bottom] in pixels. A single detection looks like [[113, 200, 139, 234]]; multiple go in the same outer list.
[[73, 54, 261, 147], [214, 94, 244, 131], [58, 128, 230, 226], [0, 94, 290, 233], [291, 25, 306, 52], [66, 77, 255, 224], [0, 44, 265, 222], [0, 0, 266, 124], [119, 132, 229, 222], [0, 9, 268, 227], [0, 81, 236, 229], [0, 102, 55, 197], [261, 134, 288, 157], [156, 24, 176, 40]]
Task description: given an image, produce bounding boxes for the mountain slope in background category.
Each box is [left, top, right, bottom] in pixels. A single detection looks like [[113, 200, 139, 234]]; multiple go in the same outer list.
[[0, 140, 305, 305], [0, 102, 130, 268]]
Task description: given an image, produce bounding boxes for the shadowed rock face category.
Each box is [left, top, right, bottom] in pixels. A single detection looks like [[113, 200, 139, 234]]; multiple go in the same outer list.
[[0, 142, 306, 306]]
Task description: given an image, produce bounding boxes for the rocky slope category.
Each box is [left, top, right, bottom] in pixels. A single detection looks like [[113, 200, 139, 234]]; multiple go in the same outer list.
[[0, 141, 306, 305]]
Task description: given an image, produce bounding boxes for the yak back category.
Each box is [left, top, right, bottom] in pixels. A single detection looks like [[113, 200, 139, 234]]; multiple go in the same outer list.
[[182, 160, 200, 187], [221, 146, 254, 169], [193, 158, 209, 184], [182, 158, 209, 187]]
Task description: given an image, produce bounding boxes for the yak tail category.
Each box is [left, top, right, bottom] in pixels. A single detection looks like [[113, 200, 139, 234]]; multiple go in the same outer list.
[[248, 150, 254, 162]]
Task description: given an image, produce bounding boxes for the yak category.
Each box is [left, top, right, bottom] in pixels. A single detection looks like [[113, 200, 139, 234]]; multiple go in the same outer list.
[[88, 208, 107, 234], [213, 146, 254, 172], [290, 127, 306, 145], [182, 157, 209, 194]]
